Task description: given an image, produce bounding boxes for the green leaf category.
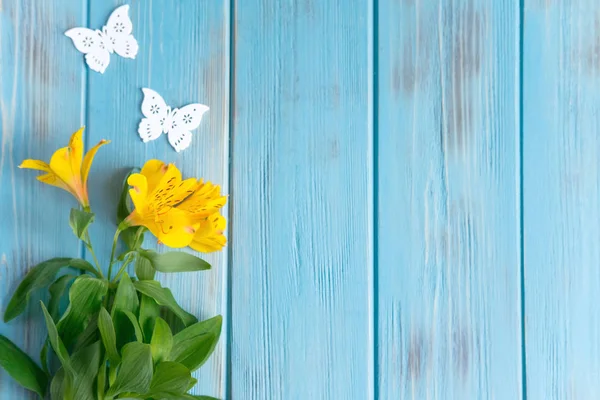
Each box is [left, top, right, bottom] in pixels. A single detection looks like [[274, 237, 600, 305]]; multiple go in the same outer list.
[[186, 377, 198, 391], [97, 356, 107, 399], [41, 302, 73, 376], [169, 315, 222, 371], [69, 208, 95, 240], [73, 313, 99, 352], [134, 281, 197, 327], [68, 258, 102, 277], [173, 315, 222, 343], [111, 272, 139, 316], [122, 227, 145, 252], [98, 307, 120, 364], [135, 253, 156, 280], [117, 168, 139, 223], [138, 249, 211, 273], [5, 258, 71, 322], [147, 361, 191, 395], [56, 275, 108, 347], [48, 274, 75, 320], [150, 317, 173, 363], [140, 294, 161, 342], [50, 369, 71, 400], [170, 333, 217, 372], [122, 310, 144, 342], [106, 342, 153, 397], [40, 340, 50, 375], [112, 272, 140, 348], [0, 335, 48, 398], [50, 342, 101, 400]]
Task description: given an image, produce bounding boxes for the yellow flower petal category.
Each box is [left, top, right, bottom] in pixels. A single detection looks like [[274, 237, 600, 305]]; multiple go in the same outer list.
[[37, 173, 77, 195], [148, 164, 197, 212], [68, 127, 84, 177], [177, 180, 227, 217], [128, 173, 149, 212], [140, 159, 168, 193], [189, 213, 227, 253], [82, 139, 109, 192], [19, 159, 52, 172], [152, 208, 199, 248]]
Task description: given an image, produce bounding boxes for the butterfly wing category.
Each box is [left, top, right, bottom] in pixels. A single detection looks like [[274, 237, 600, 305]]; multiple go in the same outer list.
[[65, 28, 111, 73], [167, 128, 193, 153], [104, 5, 139, 59], [138, 88, 169, 143], [166, 104, 210, 152]]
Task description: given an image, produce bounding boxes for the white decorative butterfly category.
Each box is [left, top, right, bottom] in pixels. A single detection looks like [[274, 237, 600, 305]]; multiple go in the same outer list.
[[138, 88, 210, 152], [65, 5, 138, 74]]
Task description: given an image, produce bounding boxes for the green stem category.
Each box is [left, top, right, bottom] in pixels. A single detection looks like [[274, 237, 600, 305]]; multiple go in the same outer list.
[[111, 253, 135, 283], [107, 228, 122, 280], [84, 232, 104, 278]]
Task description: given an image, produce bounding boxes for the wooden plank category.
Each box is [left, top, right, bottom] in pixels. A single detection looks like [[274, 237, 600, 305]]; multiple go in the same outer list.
[[0, 1, 85, 398], [377, 0, 522, 398], [85, 1, 230, 397], [523, 1, 600, 398], [229, 1, 373, 399]]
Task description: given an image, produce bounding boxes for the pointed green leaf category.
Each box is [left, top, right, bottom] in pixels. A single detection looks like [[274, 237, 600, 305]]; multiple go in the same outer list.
[[50, 342, 101, 400], [73, 312, 99, 351], [112, 272, 140, 348], [41, 302, 73, 376], [170, 315, 222, 371], [5, 258, 71, 322], [0, 335, 48, 398], [134, 281, 197, 327], [135, 253, 156, 280], [121, 309, 144, 342], [56, 275, 108, 347], [170, 333, 217, 372], [48, 274, 75, 320], [138, 249, 211, 273], [140, 294, 160, 342], [69, 208, 95, 240], [186, 377, 198, 391], [150, 317, 173, 363], [68, 259, 102, 277], [106, 342, 153, 397], [50, 369, 70, 400], [40, 340, 50, 375], [111, 272, 139, 316], [173, 315, 222, 343], [117, 168, 139, 223], [97, 356, 107, 399], [147, 361, 191, 395], [98, 307, 120, 364]]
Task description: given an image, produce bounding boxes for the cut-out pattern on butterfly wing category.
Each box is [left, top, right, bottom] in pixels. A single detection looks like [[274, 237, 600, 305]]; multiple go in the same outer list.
[[138, 88, 210, 153], [65, 5, 138, 74]]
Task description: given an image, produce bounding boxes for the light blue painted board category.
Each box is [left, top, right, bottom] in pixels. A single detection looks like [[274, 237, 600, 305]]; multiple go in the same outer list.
[[0, 0, 86, 398], [523, 0, 600, 398], [85, 0, 230, 397], [230, 1, 373, 399], [377, 0, 522, 398]]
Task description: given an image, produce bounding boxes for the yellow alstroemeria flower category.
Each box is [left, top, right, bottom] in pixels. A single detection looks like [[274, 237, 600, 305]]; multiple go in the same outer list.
[[19, 127, 109, 209], [176, 180, 227, 253], [123, 160, 200, 248]]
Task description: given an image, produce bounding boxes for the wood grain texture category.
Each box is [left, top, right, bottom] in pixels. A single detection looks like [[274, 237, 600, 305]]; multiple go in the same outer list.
[[229, 1, 373, 399], [377, 0, 522, 398], [85, 0, 230, 397], [523, 0, 600, 398], [0, 1, 85, 398]]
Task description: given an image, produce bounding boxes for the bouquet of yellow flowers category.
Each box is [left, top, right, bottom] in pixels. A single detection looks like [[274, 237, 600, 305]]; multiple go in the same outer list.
[[0, 127, 225, 400]]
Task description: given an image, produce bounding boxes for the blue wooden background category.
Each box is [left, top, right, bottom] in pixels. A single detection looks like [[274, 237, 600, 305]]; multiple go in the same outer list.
[[0, 0, 596, 399]]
